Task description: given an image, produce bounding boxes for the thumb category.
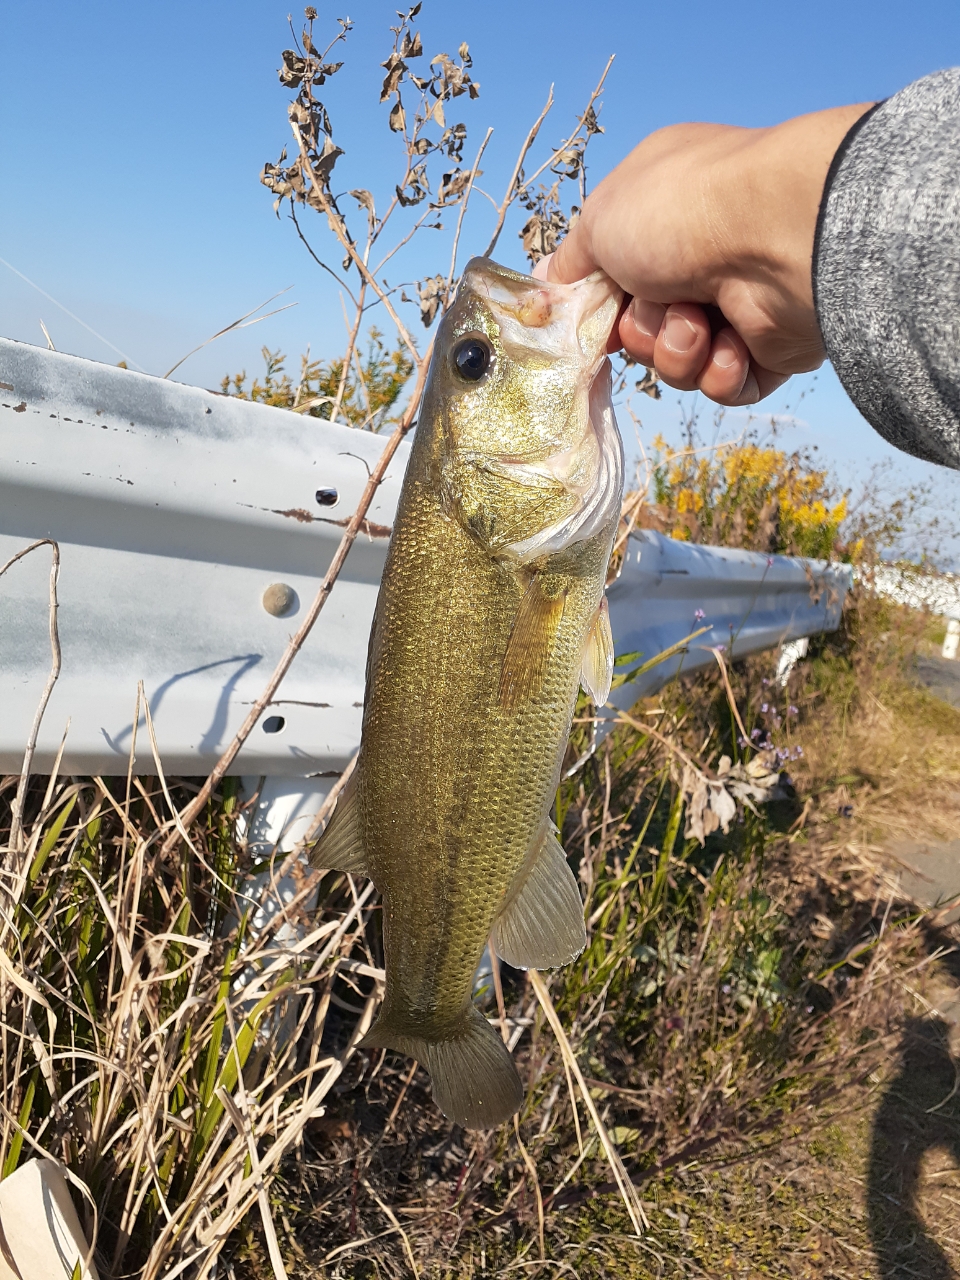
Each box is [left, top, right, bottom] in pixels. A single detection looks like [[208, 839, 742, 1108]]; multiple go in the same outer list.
[[546, 220, 597, 284]]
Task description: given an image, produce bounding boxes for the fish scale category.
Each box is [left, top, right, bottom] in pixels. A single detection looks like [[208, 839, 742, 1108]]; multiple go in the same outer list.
[[312, 257, 623, 1128]]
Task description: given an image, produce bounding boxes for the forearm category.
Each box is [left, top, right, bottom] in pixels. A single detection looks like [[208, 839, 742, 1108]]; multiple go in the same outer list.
[[815, 69, 960, 470]]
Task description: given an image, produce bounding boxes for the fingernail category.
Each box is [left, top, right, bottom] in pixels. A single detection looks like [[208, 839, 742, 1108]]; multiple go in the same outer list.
[[712, 333, 740, 369], [630, 298, 666, 340], [738, 371, 760, 404], [662, 311, 698, 354]]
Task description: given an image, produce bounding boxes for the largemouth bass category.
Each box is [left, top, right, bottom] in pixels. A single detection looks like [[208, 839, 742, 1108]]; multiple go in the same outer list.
[[312, 258, 623, 1128]]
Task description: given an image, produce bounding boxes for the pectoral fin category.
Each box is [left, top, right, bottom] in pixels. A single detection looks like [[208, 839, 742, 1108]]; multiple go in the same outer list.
[[492, 822, 586, 970], [498, 574, 566, 711], [309, 770, 370, 877], [580, 596, 614, 706]]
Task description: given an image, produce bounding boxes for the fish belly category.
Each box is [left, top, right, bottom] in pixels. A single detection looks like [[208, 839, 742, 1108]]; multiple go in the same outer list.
[[353, 458, 611, 1127], [360, 474, 606, 1023]]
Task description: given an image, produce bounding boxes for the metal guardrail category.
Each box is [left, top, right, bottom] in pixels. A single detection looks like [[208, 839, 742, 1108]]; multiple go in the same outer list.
[[606, 530, 849, 711], [1, 338, 852, 845], [0, 337, 404, 777]]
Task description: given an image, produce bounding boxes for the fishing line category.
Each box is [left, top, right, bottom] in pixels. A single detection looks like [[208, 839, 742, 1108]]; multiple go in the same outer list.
[[0, 254, 146, 372]]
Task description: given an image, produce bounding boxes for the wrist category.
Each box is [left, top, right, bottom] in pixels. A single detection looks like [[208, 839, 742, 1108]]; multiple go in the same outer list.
[[711, 104, 876, 365]]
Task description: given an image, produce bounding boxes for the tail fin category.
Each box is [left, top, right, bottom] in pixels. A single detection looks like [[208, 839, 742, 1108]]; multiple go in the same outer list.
[[362, 1004, 523, 1129]]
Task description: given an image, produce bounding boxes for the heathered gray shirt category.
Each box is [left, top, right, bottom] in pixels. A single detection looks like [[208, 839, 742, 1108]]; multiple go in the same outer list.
[[814, 68, 960, 470]]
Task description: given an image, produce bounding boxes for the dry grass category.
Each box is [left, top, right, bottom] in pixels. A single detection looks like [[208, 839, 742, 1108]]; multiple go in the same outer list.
[[4, 582, 960, 1278], [789, 594, 960, 854], [0, 761, 389, 1279]]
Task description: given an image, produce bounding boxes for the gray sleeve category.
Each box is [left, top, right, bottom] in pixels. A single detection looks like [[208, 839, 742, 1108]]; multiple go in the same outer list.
[[813, 68, 960, 470]]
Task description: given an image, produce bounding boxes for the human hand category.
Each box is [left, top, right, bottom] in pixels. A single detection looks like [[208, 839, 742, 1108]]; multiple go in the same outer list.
[[539, 103, 874, 406]]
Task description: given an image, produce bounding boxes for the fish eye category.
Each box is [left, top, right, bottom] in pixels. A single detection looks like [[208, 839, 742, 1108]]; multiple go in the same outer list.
[[452, 336, 493, 382]]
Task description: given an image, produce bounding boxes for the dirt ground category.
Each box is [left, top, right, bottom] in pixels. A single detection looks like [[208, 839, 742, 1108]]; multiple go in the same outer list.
[[634, 963, 960, 1278], [632, 647, 960, 1279]]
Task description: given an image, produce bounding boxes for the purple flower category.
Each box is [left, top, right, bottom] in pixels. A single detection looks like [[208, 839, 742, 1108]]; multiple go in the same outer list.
[[694, 608, 705, 622], [751, 727, 761, 739], [788, 705, 798, 716], [716, 644, 726, 653], [761, 703, 769, 713], [766, 556, 774, 567]]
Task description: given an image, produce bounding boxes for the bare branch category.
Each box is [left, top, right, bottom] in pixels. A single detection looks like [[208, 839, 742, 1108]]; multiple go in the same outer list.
[[160, 345, 434, 857], [289, 206, 360, 308], [482, 87, 554, 260], [447, 126, 493, 293], [519, 56, 614, 198], [330, 281, 367, 425], [0, 540, 61, 852], [371, 203, 443, 278], [291, 121, 423, 369], [163, 290, 296, 380]]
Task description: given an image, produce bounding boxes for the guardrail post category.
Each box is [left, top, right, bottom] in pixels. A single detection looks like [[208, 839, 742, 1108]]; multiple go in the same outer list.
[[943, 617, 960, 661]]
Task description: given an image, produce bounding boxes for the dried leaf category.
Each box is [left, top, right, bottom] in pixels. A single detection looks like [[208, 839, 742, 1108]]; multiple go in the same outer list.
[[349, 189, 376, 215], [435, 167, 475, 206], [581, 104, 604, 136], [553, 143, 584, 179], [440, 121, 467, 161], [636, 368, 661, 399], [279, 49, 307, 88], [709, 784, 736, 833], [680, 752, 782, 846], [395, 161, 429, 207], [416, 274, 448, 326], [682, 766, 709, 845], [389, 99, 406, 133], [431, 97, 445, 128], [313, 135, 343, 186], [401, 29, 423, 58], [380, 52, 407, 102]]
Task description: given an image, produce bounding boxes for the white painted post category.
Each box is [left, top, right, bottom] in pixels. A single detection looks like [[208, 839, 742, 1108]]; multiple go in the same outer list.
[[943, 617, 960, 661], [0, 1158, 98, 1279]]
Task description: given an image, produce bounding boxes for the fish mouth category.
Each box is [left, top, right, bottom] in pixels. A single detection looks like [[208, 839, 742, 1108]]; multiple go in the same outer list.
[[460, 256, 622, 363]]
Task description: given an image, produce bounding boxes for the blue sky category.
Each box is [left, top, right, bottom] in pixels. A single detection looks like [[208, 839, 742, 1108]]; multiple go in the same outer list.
[[3, 0, 960, 551]]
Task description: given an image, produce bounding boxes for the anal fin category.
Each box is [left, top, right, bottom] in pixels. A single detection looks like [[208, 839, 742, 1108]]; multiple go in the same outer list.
[[498, 574, 566, 711], [580, 595, 614, 706], [309, 769, 370, 877], [492, 821, 586, 970]]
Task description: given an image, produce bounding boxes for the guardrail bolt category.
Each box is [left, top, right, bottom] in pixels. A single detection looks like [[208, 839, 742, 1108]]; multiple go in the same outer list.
[[315, 487, 339, 506], [262, 583, 298, 617]]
